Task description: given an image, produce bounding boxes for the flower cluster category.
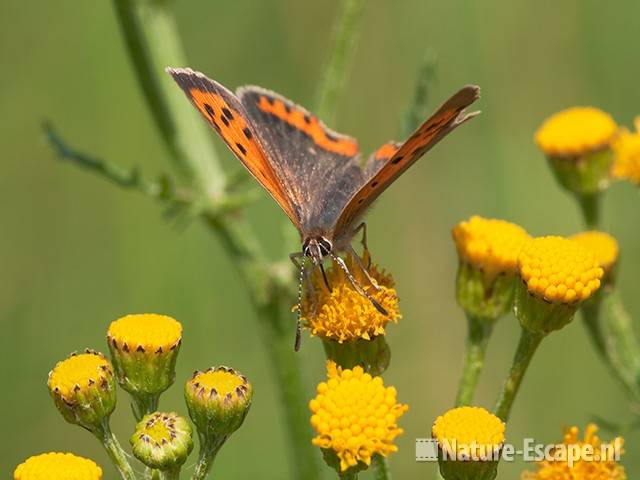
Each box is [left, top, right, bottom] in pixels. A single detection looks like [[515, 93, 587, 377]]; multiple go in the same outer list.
[[309, 361, 408, 472]]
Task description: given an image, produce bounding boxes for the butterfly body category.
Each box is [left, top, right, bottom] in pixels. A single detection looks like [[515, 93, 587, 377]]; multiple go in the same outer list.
[[167, 67, 480, 347]]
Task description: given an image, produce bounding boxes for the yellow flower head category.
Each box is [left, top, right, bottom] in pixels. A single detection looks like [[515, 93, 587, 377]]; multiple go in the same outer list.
[[535, 107, 618, 157], [522, 424, 626, 480], [300, 252, 400, 343], [432, 406, 505, 460], [570, 231, 619, 275], [453, 216, 530, 282], [14, 452, 102, 480], [108, 313, 182, 353], [612, 119, 640, 184], [309, 361, 408, 472], [48, 350, 113, 400], [519, 236, 604, 304]]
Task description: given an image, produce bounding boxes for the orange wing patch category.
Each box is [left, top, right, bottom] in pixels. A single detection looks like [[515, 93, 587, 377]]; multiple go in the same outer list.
[[257, 96, 358, 156], [373, 142, 400, 160], [187, 88, 298, 223]]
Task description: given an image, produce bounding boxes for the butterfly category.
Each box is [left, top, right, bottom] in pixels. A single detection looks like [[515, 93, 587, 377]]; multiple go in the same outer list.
[[167, 67, 480, 349]]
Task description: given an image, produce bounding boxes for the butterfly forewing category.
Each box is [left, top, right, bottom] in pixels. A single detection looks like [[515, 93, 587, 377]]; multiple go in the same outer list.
[[166, 68, 299, 225], [237, 86, 365, 236], [333, 85, 481, 238]]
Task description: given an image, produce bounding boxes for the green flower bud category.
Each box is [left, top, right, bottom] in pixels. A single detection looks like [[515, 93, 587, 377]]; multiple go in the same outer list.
[[322, 335, 390, 376], [130, 412, 193, 473], [107, 314, 182, 419], [47, 349, 116, 431], [185, 366, 252, 441]]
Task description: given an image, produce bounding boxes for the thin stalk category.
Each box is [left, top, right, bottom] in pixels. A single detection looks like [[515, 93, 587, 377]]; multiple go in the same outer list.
[[582, 290, 640, 403], [494, 328, 544, 421], [371, 454, 391, 480], [112, 0, 224, 199], [131, 393, 160, 421], [315, 0, 368, 124], [192, 434, 227, 480], [576, 192, 601, 229], [159, 467, 181, 480], [402, 49, 437, 138], [94, 420, 136, 480], [339, 470, 359, 480], [455, 315, 494, 406]]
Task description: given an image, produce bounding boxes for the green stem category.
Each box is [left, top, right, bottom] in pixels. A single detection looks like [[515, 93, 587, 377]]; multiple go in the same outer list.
[[339, 470, 359, 480], [315, 0, 368, 124], [455, 315, 494, 406], [494, 328, 544, 421], [94, 420, 136, 480], [112, 0, 224, 199], [159, 467, 181, 480], [582, 289, 640, 403], [131, 393, 160, 421], [576, 192, 601, 229], [402, 49, 437, 137], [371, 455, 391, 480], [192, 434, 227, 480]]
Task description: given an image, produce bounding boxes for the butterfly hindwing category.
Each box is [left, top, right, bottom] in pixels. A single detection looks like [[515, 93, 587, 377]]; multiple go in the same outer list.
[[165, 68, 299, 224], [237, 86, 364, 236], [333, 85, 481, 238]]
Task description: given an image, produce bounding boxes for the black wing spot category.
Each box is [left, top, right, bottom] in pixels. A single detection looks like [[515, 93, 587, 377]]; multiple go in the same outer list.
[[284, 104, 292, 114], [304, 114, 311, 123], [358, 198, 364, 204], [203, 103, 215, 118], [222, 107, 234, 121], [221, 115, 230, 127], [325, 132, 339, 142], [391, 155, 403, 165], [235, 143, 247, 155], [242, 127, 253, 140], [371, 181, 379, 188]]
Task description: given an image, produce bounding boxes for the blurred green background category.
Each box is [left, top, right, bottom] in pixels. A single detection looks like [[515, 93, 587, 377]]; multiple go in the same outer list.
[[2, 0, 640, 478]]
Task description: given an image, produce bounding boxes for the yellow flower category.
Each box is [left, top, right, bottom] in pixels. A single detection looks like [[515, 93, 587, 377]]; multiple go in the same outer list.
[[570, 231, 619, 275], [522, 424, 626, 480], [519, 236, 603, 304], [107, 313, 182, 353], [612, 119, 640, 184], [432, 406, 505, 460], [107, 313, 182, 400], [301, 252, 400, 343], [535, 107, 618, 157], [453, 216, 530, 283], [48, 350, 116, 429], [309, 361, 408, 472], [14, 452, 102, 480]]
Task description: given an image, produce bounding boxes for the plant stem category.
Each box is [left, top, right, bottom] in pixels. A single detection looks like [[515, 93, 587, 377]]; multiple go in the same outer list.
[[159, 468, 181, 480], [131, 393, 160, 421], [371, 455, 391, 480], [315, 0, 368, 124], [112, 0, 224, 199], [402, 49, 437, 137], [94, 420, 136, 480], [494, 328, 544, 421], [576, 192, 601, 229], [455, 315, 493, 406], [582, 290, 640, 403], [192, 434, 227, 480]]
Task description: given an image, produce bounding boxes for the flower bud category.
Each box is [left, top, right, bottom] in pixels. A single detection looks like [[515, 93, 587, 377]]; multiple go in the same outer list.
[[14, 452, 102, 480], [130, 412, 193, 472], [47, 350, 116, 431], [185, 366, 252, 441], [432, 406, 504, 480], [452, 216, 530, 321], [107, 314, 182, 398], [516, 236, 603, 335]]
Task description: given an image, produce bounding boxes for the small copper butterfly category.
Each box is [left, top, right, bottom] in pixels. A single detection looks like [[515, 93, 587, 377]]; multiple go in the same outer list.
[[167, 67, 480, 348]]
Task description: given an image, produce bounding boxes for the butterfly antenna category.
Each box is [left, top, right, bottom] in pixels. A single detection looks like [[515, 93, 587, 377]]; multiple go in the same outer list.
[[294, 257, 306, 352], [329, 252, 388, 316]]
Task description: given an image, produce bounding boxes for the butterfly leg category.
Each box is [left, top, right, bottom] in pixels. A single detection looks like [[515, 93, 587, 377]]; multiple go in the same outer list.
[[330, 253, 388, 316], [346, 244, 382, 292]]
